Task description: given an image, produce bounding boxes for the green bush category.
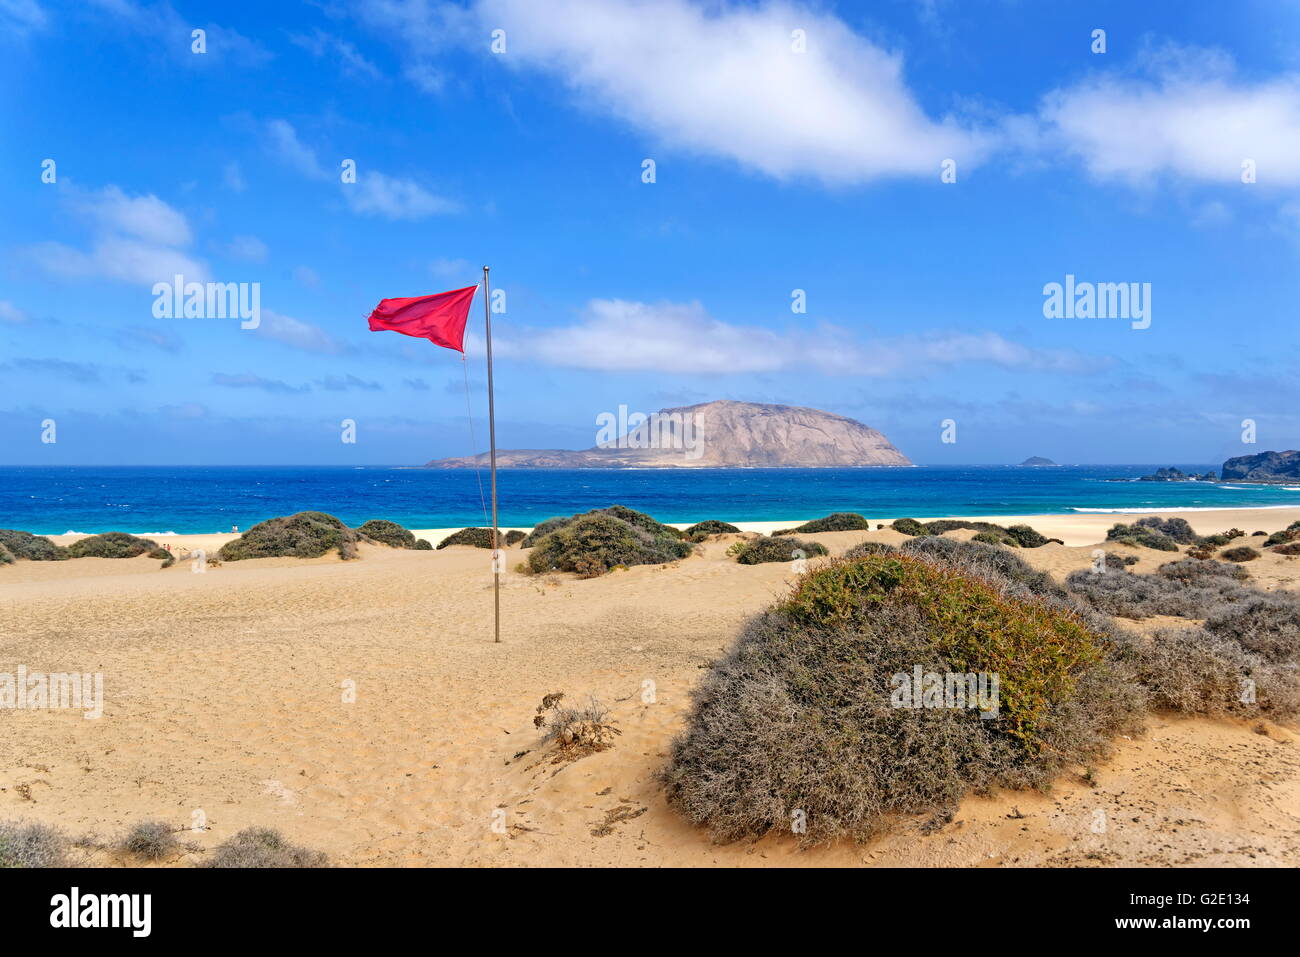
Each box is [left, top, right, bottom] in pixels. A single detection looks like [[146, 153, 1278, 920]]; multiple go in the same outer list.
[[900, 536, 1066, 600], [1105, 523, 1179, 551], [217, 512, 365, 561], [1263, 521, 1300, 547], [891, 518, 928, 537], [1134, 516, 1199, 544], [437, 527, 498, 549], [66, 532, 174, 567], [414, 538, 433, 550], [842, 541, 896, 559], [203, 828, 327, 868], [971, 530, 1013, 546], [357, 519, 422, 548], [0, 529, 66, 561], [733, 536, 828, 565], [504, 530, 526, 546], [520, 516, 572, 547], [661, 553, 1142, 844], [519, 505, 683, 548], [785, 513, 871, 534], [525, 513, 693, 578], [0, 542, 12, 565], [1220, 546, 1260, 563], [683, 520, 742, 542]]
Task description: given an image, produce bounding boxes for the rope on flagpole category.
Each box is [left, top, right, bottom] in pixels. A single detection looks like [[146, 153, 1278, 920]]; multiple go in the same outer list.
[[460, 353, 491, 531]]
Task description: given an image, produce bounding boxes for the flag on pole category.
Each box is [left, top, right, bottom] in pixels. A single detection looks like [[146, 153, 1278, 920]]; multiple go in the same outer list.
[[366, 273, 503, 643], [366, 285, 478, 352]]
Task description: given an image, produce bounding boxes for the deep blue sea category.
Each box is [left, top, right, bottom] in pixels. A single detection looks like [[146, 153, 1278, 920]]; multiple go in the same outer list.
[[2, 465, 1299, 535]]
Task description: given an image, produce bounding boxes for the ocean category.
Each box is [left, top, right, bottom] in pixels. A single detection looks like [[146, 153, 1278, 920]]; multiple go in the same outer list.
[[2, 465, 1298, 536]]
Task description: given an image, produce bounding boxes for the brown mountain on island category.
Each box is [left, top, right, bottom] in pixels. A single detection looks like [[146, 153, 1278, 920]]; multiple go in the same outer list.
[[425, 400, 912, 469], [1221, 450, 1300, 484]]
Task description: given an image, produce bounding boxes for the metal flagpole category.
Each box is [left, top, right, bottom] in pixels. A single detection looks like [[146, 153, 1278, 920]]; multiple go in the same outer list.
[[482, 265, 501, 643]]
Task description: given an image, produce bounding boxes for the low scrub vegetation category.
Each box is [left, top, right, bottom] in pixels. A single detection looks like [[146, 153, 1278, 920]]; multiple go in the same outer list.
[[525, 512, 693, 578], [1220, 546, 1261, 563], [437, 527, 499, 549], [774, 513, 871, 535], [118, 820, 180, 861], [916, 520, 1059, 548], [203, 827, 327, 868], [66, 532, 174, 567], [662, 551, 1142, 844], [1264, 521, 1300, 547], [891, 518, 928, 536], [0, 820, 69, 867], [217, 512, 367, 561], [0, 529, 66, 561], [1272, 541, 1300, 557], [357, 519, 427, 549], [1133, 516, 1199, 544], [733, 535, 828, 565], [843, 541, 896, 558], [0, 542, 12, 565], [683, 520, 741, 542], [1105, 522, 1180, 551], [504, 530, 526, 546]]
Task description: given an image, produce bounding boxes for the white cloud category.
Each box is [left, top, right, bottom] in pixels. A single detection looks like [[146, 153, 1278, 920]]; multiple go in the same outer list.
[[265, 119, 328, 180], [223, 235, 269, 263], [254, 310, 349, 355], [25, 184, 207, 284], [0, 300, 29, 323], [0, 0, 47, 34], [70, 184, 191, 245], [494, 298, 1100, 376], [430, 256, 471, 279], [345, 171, 459, 219], [1040, 45, 1300, 185], [290, 28, 381, 79], [473, 0, 987, 183]]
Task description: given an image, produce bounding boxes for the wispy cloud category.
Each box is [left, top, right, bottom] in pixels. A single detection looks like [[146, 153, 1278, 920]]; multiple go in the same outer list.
[[211, 372, 308, 394], [0, 300, 30, 323], [495, 298, 1105, 376], [318, 374, 382, 392], [265, 118, 329, 180], [289, 28, 381, 79], [345, 171, 459, 220], [254, 309, 351, 355], [1, 0, 48, 35]]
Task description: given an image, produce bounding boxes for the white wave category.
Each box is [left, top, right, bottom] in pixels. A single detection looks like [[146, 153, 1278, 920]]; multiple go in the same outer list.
[[1070, 504, 1297, 514]]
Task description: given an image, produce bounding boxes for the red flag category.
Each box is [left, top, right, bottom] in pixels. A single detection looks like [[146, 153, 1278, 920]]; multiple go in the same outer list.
[[366, 284, 478, 352]]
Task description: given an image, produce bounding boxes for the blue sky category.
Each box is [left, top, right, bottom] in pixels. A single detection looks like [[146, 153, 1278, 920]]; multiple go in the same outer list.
[[1, 0, 1298, 465]]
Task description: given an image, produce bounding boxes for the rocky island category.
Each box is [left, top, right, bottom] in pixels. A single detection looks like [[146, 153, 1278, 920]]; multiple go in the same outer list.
[[1221, 450, 1300, 484], [425, 400, 912, 469]]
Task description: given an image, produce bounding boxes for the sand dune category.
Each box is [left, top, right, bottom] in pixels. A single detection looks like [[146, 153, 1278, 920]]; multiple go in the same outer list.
[[3, 509, 1298, 867]]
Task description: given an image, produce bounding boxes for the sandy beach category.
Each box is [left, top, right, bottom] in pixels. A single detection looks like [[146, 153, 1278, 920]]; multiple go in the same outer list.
[[4, 506, 1299, 867]]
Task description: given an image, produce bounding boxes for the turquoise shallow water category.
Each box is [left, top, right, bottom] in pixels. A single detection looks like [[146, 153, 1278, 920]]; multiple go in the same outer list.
[[1, 465, 1298, 536]]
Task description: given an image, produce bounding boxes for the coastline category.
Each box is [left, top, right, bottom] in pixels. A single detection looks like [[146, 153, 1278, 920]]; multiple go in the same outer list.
[[43, 505, 1300, 551]]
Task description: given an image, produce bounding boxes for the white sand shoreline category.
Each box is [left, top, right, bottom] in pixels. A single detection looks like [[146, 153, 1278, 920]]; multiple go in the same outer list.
[[39, 505, 1300, 550]]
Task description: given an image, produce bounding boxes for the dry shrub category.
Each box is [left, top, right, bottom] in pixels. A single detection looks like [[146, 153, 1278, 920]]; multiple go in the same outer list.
[[526, 513, 692, 577], [1134, 516, 1200, 544], [1220, 546, 1261, 563], [358, 519, 424, 549], [1125, 627, 1300, 718], [0, 820, 69, 867], [204, 828, 327, 868], [900, 536, 1066, 600], [119, 820, 179, 861], [436, 526, 498, 549], [0, 529, 66, 561], [1106, 523, 1179, 551], [1066, 563, 1252, 619], [66, 532, 174, 567], [0, 542, 12, 566], [891, 518, 928, 536], [1203, 595, 1300, 664], [218, 512, 368, 561], [843, 541, 896, 558], [662, 553, 1142, 845], [733, 535, 828, 565], [534, 692, 616, 754], [784, 513, 872, 534], [1273, 541, 1300, 557], [684, 520, 741, 542]]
